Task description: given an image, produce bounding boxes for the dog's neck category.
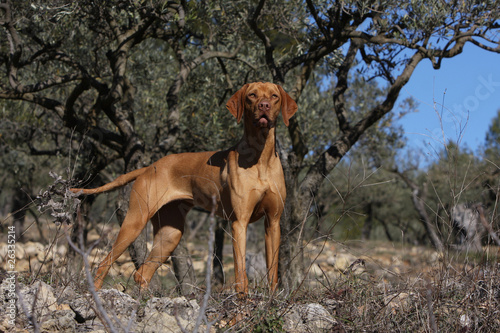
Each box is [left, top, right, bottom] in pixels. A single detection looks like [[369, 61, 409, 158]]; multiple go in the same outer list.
[[236, 122, 277, 168]]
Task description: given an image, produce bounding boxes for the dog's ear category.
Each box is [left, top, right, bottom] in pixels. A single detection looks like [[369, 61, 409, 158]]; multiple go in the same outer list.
[[277, 85, 298, 127], [226, 84, 249, 123]]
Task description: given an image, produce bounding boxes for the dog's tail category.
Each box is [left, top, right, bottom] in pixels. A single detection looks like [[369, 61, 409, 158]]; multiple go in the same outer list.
[[70, 167, 148, 195]]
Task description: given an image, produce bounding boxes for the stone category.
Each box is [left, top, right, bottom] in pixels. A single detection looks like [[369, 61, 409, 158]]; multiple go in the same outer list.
[[87, 229, 101, 243], [146, 296, 200, 321], [284, 303, 337, 332], [192, 259, 206, 272], [98, 288, 140, 317], [115, 251, 131, 264], [17, 281, 58, 320], [71, 289, 142, 329], [69, 295, 96, 322], [22, 242, 44, 258], [308, 263, 324, 277], [15, 259, 30, 272], [157, 264, 171, 277], [14, 243, 26, 260], [37, 248, 53, 262], [326, 253, 357, 272], [136, 311, 192, 333], [40, 310, 76, 333], [139, 297, 213, 333], [56, 245, 68, 257]]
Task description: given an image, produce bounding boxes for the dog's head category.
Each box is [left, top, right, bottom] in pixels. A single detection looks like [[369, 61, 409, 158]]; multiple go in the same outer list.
[[226, 82, 298, 128]]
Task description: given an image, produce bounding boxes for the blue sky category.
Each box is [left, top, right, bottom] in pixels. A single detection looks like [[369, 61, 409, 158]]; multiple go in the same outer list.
[[397, 45, 500, 161]]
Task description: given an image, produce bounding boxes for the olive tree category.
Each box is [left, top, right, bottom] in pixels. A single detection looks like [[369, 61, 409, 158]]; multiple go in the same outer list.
[[0, 0, 244, 292], [245, 0, 500, 289], [2, 0, 499, 294]]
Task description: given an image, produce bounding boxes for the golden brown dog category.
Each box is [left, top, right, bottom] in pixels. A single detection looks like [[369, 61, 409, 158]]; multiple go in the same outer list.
[[71, 82, 297, 295]]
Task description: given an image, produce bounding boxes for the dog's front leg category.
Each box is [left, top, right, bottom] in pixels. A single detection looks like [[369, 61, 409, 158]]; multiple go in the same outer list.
[[264, 214, 280, 292], [231, 220, 249, 296]]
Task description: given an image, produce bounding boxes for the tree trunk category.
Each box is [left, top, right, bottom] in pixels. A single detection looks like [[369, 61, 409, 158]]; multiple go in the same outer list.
[[12, 187, 29, 242], [278, 50, 426, 290], [213, 218, 225, 286], [116, 133, 149, 271], [379, 218, 394, 242], [395, 170, 444, 251], [171, 237, 196, 295], [279, 205, 306, 293], [409, 186, 444, 252], [70, 198, 94, 248], [361, 203, 373, 241], [115, 185, 149, 270], [278, 150, 306, 294]]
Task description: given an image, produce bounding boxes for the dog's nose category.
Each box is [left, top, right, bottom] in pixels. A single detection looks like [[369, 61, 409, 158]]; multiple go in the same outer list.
[[258, 100, 270, 111]]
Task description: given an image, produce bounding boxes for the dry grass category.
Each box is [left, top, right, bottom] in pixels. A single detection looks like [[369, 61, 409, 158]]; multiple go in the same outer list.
[[4, 212, 500, 332], [12, 240, 500, 332]]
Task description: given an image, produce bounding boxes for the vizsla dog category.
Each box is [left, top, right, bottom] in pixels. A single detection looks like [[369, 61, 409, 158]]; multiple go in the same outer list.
[[71, 82, 298, 295]]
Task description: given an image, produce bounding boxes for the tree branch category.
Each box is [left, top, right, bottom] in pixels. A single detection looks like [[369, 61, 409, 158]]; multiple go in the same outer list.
[[334, 41, 360, 134], [156, 44, 242, 154], [306, 0, 328, 39], [0, 91, 66, 118], [298, 49, 425, 211], [469, 37, 500, 53], [248, 0, 283, 82], [286, 60, 317, 162], [352, 50, 424, 135]]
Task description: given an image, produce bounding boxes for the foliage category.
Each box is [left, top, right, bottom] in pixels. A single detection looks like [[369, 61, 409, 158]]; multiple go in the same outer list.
[[252, 307, 285, 333], [485, 109, 500, 157]]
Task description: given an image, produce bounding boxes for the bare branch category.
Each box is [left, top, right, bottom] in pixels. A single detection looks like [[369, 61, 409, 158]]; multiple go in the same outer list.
[[17, 73, 84, 93], [0, 91, 66, 118], [193, 195, 217, 331]]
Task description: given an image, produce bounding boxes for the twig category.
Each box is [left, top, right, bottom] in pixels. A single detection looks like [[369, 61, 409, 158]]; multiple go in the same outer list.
[[426, 281, 437, 333], [173, 306, 189, 333], [193, 195, 218, 332], [15, 280, 41, 333], [33, 223, 62, 284]]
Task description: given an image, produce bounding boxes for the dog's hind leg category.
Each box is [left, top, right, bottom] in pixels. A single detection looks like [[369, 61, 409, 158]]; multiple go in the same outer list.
[[134, 200, 193, 289], [93, 190, 153, 290]]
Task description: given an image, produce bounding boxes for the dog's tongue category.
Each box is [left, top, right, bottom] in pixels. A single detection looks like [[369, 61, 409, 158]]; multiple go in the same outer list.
[[258, 117, 269, 127]]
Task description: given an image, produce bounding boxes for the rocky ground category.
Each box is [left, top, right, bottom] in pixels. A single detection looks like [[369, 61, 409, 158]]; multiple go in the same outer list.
[[1, 235, 499, 332]]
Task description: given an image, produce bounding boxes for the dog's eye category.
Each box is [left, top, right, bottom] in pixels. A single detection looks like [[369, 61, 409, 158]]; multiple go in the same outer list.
[[248, 93, 257, 98], [272, 94, 279, 99]]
